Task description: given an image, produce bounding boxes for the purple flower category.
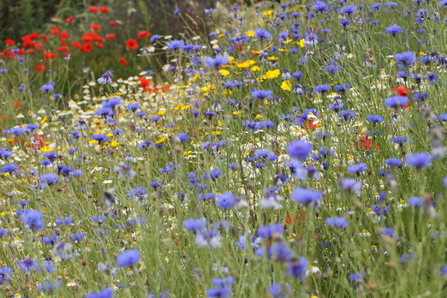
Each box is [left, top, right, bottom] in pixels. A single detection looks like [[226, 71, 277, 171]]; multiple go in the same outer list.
[[406, 152, 431, 168], [97, 70, 113, 84], [287, 140, 313, 160], [20, 210, 44, 230], [205, 55, 229, 68], [287, 257, 308, 279], [116, 249, 140, 268], [384, 95, 408, 108], [254, 28, 272, 40], [251, 89, 273, 100], [216, 192, 236, 209], [291, 187, 322, 207]]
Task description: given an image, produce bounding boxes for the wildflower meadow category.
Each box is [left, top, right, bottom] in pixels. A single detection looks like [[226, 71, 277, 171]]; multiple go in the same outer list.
[[2, 0, 447, 297]]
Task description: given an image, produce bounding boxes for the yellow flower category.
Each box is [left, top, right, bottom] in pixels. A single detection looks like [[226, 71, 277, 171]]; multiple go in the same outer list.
[[246, 31, 255, 37], [265, 69, 280, 79], [250, 65, 260, 72], [267, 56, 278, 61], [219, 69, 230, 76], [298, 38, 306, 47], [263, 10, 273, 16], [237, 60, 256, 69], [281, 80, 292, 91]]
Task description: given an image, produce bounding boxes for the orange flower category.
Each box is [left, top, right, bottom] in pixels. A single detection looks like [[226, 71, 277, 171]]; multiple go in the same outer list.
[[90, 24, 101, 31], [109, 20, 117, 26], [106, 34, 116, 40], [99, 7, 109, 13], [89, 6, 98, 12], [137, 30, 151, 39], [65, 16, 75, 23], [126, 39, 138, 50], [4, 39, 15, 46], [119, 56, 128, 66], [49, 26, 60, 35], [81, 43, 93, 53], [35, 64, 47, 72]]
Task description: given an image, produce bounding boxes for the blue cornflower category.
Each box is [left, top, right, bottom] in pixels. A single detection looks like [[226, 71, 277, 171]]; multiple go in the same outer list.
[[206, 287, 231, 298], [20, 210, 44, 230], [40, 173, 59, 185], [384, 95, 408, 108], [393, 136, 408, 144], [287, 140, 313, 160], [174, 9, 180, 14], [251, 89, 273, 100], [413, 92, 428, 101], [287, 257, 308, 279], [441, 264, 447, 276], [440, 0, 447, 7], [269, 282, 291, 298], [0, 267, 12, 283], [254, 28, 272, 40], [18, 258, 36, 271], [211, 276, 234, 288], [205, 55, 229, 68], [183, 218, 206, 233], [314, 84, 331, 93], [36, 280, 61, 293], [394, 51, 416, 66], [291, 187, 322, 207], [216, 192, 236, 209], [340, 5, 356, 15], [150, 35, 161, 42], [314, 0, 328, 12], [92, 133, 108, 143], [0, 148, 12, 159], [347, 163, 367, 174], [175, 133, 190, 143], [44, 151, 59, 161], [340, 19, 351, 26], [204, 8, 217, 15], [41, 83, 54, 92], [257, 224, 283, 238], [116, 249, 140, 268], [71, 231, 86, 242], [386, 158, 402, 167], [386, 24, 402, 35], [326, 217, 348, 228], [97, 70, 113, 84], [406, 152, 431, 168], [367, 115, 384, 124], [349, 271, 366, 281], [86, 288, 114, 298], [1, 163, 18, 173], [339, 178, 362, 194], [113, 162, 136, 179], [166, 40, 185, 50], [381, 227, 395, 237]]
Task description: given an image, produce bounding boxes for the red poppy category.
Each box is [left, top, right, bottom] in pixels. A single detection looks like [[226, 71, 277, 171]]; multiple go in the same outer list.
[[44, 50, 57, 60], [33, 42, 43, 50], [137, 30, 151, 39], [138, 77, 152, 90], [394, 85, 409, 97], [89, 6, 98, 12], [14, 101, 22, 111], [303, 120, 319, 130], [60, 31, 70, 38], [65, 16, 75, 23], [235, 44, 244, 53], [27, 49, 35, 54], [26, 135, 45, 150], [81, 43, 93, 53], [126, 39, 138, 50], [354, 136, 380, 150], [96, 43, 104, 49], [49, 26, 60, 35], [4, 39, 15, 46], [99, 7, 109, 13], [60, 37, 67, 46], [17, 49, 24, 55], [119, 56, 128, 66], [72, 41, 82, 49], [109, 20, 117, 26], [56, 46, 69, 52], [90, 24, 101, 31], [35, 64, 47, 72], [105, 34, 116, 40], [63, 53, 71, 59], [2, 116, 7, 121]]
